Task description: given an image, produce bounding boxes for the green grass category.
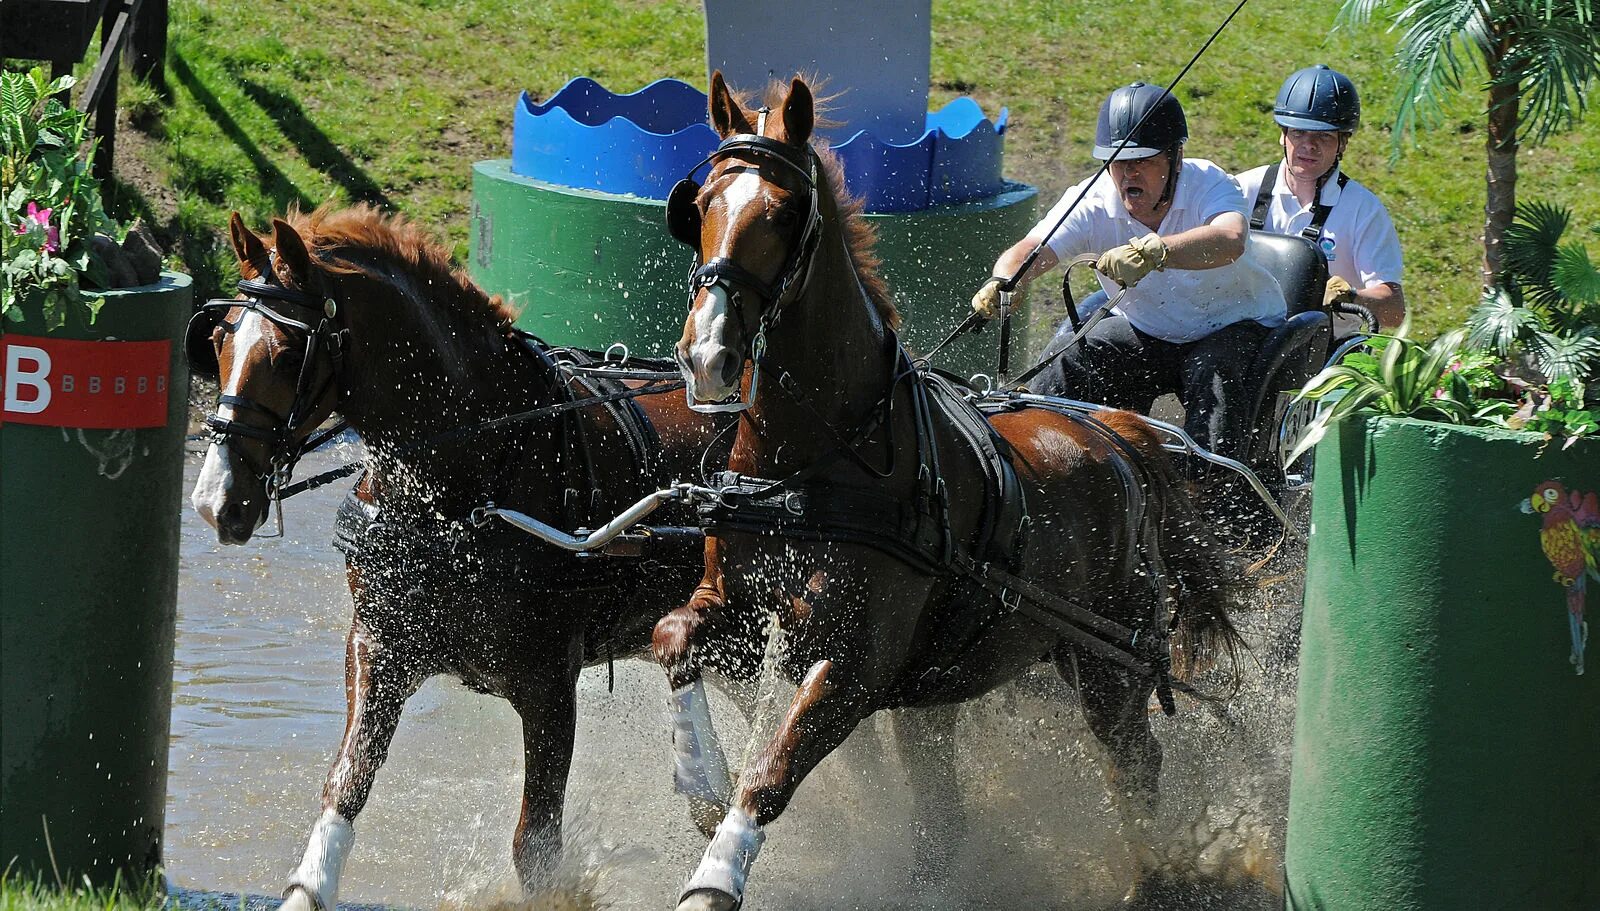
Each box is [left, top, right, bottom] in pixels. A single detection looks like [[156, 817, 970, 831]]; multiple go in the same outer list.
[[0, 870, 168, 911], [36, 0, 1600, 337]]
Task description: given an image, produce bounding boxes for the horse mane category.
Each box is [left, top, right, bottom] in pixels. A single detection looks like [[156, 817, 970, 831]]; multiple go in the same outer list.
[[286, 203, 517, 330], [752, 81, 900, 331]]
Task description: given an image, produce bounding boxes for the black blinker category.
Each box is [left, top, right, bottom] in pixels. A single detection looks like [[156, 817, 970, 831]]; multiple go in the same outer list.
[[185, 308, 224, 380], [666, 178, 702, 247]]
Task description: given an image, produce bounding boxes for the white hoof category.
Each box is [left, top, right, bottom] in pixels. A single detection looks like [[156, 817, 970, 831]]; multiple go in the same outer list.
[[279, 885, 322, 911]]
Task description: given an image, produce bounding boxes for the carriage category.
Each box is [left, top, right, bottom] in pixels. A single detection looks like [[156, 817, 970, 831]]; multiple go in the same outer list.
[[187, 75, 1366, 911]]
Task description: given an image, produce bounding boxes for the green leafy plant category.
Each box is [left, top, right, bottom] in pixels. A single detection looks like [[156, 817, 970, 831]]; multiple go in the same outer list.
[[1292, 317, 1600, 462], [1467, 200, 1600, 386], [1288, 320, 1514, 463], [2, 67, 120, 329]]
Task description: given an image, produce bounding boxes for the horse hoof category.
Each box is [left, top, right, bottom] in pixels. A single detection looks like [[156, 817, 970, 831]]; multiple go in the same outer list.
[[676, 888, 739, 911], [279, 886, 321, 911], [687, 796, 727, 839]]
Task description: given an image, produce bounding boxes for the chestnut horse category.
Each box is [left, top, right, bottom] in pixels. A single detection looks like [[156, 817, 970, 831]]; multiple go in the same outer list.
[[188, 207, 735, 909], [654, 75, 1244, 910]]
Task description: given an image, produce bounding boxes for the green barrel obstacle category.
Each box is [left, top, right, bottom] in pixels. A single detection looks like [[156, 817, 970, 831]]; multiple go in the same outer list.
[[1288, 416, 1599, 910], [469, 160, 1039, 377], [1, 273, 192, 885]]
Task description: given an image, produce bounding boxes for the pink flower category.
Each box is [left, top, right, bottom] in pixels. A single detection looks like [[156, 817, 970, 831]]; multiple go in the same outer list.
[[16, 201, 60, 253], [1433, 387, 1448, 399]]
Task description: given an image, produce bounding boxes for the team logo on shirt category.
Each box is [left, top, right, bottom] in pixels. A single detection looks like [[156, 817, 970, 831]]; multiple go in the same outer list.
[[1319, 233, 1338, 263]]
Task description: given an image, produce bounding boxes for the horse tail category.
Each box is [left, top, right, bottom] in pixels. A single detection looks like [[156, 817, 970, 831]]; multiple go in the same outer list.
[[1099, 412, 1247, 674]]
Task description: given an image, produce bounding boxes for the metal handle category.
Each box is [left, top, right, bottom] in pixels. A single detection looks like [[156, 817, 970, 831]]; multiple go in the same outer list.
[[471, 483, 717, 551]]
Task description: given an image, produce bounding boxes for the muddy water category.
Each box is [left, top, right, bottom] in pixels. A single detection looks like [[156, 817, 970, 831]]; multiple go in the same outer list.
[[168, 443, 1302, 911]]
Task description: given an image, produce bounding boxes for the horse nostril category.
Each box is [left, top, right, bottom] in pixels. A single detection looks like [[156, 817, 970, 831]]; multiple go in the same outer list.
[[708, 349, 738, 387], [219, 501, 248, 529]]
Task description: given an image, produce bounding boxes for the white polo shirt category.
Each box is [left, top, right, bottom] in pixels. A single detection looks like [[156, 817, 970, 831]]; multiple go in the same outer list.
[[1028, 158, 1285, 344], [1235, 163, 1404, 291]]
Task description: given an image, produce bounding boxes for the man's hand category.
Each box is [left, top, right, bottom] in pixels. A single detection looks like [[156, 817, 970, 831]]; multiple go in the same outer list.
[[970, 277, 1006, 319], [1095, 233, 1169, 288], [1323, 275, 1356, 309]]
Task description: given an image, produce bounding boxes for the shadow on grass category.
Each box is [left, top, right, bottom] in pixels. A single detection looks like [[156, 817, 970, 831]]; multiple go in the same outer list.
[[236, 77, 394, 211], [169, 55, 312, 213]]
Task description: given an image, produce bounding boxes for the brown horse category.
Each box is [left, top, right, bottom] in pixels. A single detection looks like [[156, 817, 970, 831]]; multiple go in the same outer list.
[[188, 206, 734, 909], [653, 74, 1245, 910]]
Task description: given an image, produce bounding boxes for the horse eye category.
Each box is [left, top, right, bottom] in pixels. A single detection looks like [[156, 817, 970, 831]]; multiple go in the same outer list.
[[773, 209, 798, 227], [273, 347, 305, 371]]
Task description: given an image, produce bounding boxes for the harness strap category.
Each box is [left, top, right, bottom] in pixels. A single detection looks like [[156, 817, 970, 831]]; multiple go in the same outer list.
[[1249, 162, 1350, 243]]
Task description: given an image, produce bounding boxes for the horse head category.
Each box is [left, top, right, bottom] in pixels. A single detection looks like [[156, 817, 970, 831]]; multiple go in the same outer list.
[[669, 72, 823, 411], [190, 213, 346, 543]]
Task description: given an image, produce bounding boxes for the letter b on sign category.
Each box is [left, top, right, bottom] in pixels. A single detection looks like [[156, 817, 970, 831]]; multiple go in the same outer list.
[[4, 345, 52, 414]]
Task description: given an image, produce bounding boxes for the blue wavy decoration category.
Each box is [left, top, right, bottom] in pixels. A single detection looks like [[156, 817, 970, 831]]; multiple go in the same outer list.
[[510, 77, 1008, 212]]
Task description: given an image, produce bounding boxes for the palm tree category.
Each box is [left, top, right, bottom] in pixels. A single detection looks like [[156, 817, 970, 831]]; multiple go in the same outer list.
[[1341, 0, 1600, 289]]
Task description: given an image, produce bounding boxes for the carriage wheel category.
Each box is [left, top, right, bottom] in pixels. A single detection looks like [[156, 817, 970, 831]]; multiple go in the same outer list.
[[1272, 391, 1317, 544], [1275, 391, 1316, 492]]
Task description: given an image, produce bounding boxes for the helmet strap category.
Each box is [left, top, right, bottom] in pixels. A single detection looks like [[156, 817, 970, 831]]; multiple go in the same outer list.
[[1312, 134, 1352, 202], [1157, 144, 1182, 208]]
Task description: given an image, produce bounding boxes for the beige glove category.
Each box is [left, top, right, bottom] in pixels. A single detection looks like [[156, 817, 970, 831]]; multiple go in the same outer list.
[[970, 276, 1006, 319], [1096, 233, 1168, 288], [1323, 275, 1356, 309]]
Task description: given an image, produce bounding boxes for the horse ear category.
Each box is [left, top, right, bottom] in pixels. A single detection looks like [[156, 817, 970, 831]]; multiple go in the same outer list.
[[779, 77, 813, 146], [270, 218, 314, 290], [228, 211, 268, 276], [708, 70, 753, 137]]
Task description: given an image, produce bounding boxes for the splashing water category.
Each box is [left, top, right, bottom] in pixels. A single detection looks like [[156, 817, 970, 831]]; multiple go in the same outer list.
[[168, 447, 1306, 910]]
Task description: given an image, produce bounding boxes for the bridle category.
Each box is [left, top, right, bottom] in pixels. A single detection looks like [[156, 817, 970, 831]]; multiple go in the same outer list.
[[666, 123, 824, 413], [189, 254, 350, 536]]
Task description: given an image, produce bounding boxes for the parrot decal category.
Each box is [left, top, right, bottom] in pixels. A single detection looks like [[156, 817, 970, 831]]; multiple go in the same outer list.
[[1519, 480, 1598, 675]]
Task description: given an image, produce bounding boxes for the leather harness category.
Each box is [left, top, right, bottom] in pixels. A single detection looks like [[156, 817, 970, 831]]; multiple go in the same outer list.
[[1249, 161, 1350, 244], [696, 361, 1184, 710]]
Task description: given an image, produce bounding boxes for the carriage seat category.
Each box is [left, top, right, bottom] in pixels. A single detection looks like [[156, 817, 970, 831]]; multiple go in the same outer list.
[[1237, 231, 1333, 440]]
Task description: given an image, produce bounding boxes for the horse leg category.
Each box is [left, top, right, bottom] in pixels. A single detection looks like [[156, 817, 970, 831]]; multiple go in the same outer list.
[[1055, 648, 1164, 899], [505, 635, 584, 891], [654, 544, 759, 837], [282, 621, 422, 911], [890, 704, 965, 888], [677, 658, 871, 911]]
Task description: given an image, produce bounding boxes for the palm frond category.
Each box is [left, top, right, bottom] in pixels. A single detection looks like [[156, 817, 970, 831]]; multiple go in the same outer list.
[[1495, 0, 1600, 144], [1502, 199, 1570, 292], [1530, 327, 1600, 381], [1467, 284, 1550, 352], [1346, 0, 1493, 147], [1551, 240, 1600, 307]]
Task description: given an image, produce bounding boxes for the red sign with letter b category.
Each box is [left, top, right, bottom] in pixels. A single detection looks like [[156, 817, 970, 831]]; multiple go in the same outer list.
[[2, 335, 172, 429]]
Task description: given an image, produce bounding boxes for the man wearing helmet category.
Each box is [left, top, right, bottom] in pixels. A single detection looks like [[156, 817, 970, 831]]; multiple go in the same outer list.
[[1237, 65, 1405, 329], [972, 82, 1283, 465]]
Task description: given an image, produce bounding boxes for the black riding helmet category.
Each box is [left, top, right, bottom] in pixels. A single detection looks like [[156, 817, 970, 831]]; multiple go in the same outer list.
[[1093, 82, 1188, 160], [1093, 82, 1187, 207], [1274, 65, 1360, 132]]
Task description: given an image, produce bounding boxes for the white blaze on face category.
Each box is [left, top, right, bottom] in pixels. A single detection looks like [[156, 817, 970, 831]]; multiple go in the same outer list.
[[687, 168, 765, 399], [689, 285, 734, 397], [191, 311, 264, 529]]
